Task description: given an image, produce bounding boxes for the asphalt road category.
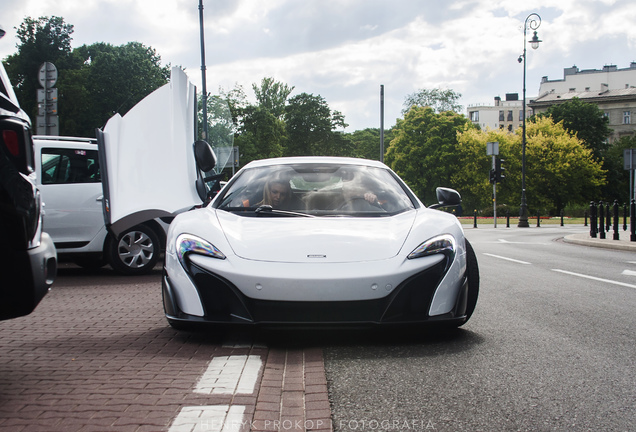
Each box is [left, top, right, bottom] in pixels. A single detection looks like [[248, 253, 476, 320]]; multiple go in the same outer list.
[[324, 225, 636, 431]]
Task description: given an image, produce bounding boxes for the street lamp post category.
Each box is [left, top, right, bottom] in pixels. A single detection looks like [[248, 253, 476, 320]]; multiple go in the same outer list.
[[198, 0, 208, 141], [517, 13, 541, 228]]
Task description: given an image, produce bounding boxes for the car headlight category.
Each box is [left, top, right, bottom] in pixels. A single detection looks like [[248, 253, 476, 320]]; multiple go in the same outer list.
[[408, 234, 456, 261], [176, 234, 226, 267]]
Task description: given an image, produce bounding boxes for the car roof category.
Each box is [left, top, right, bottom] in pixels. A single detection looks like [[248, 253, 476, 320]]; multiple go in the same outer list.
[[33, 136, 97, 150], [242, 156, 389, 169]]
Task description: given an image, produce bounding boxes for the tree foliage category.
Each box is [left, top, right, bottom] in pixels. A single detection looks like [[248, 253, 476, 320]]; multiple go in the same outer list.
[[456, 117, 606, 214], [3, 16, 75, 122], [72, 42, 170, 135], [284, 93, 345, 156], [3, 16, 170, 137], [252, 77, 294, 119], [402, 88, 463, 115], [534, 97, 611, 161], [602, 135, 636, 204], [385, 106, 473, 204], [234, 106, 286, 165]]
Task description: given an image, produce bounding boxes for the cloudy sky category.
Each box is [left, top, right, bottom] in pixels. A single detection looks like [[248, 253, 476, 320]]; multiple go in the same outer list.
[[1, 0, 635, 132]]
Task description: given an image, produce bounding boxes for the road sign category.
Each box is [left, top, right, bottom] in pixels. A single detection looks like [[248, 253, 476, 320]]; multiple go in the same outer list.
[[486, 141, 499, 156], [38, 62, 58, 88], [36, 115, 59, 136]]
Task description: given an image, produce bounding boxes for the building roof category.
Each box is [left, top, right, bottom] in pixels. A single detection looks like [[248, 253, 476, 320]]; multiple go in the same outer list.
[[530, 87, 636, 107]]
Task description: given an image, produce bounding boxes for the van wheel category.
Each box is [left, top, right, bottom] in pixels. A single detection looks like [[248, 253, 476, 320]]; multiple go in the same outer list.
[[107, 225, 160, 275]]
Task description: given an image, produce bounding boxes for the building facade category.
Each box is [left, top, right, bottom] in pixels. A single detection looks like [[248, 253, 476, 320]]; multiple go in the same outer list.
[[467, 93, 529, 132], [530, 63, 636, 142]]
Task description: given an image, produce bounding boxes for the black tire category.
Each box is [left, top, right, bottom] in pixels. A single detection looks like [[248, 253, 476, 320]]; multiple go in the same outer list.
[[107, 224, 160, 275], [460, 239, 480, 325]]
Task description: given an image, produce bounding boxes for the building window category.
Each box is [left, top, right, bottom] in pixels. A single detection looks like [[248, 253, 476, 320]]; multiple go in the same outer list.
[[499, 111, 504, 121], [624, 111, 631, 125], [507, 111, 513, 121], [508, 125, 513, 132], [519, 110, 524, 121], [469, 111, 479, 122]]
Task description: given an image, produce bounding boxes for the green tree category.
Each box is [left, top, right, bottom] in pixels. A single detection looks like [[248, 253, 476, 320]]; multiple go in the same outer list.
[[385, 106, 474, 204], [219, 83, 248, 128], [454, 128, 517, 212], [252, 77, 294, 119], [456, 117, 606, 214], [283, 93, 334, 156], [234, 105, 286, 165], [3, 16, 76, 122], [75, 42, 170, 136], [402, 88, 463, 115], [602, 135, 636, 204], [345, 128, 396, 161], [523, 117, 606, 213], [534, 97, 611, 161]]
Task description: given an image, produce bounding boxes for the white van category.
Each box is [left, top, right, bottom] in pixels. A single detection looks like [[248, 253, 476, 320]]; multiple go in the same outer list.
[[33, 136, 168, 275]]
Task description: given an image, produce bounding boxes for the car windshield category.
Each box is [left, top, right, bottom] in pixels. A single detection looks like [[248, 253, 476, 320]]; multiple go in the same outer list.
[[215, 163, 416, 217]]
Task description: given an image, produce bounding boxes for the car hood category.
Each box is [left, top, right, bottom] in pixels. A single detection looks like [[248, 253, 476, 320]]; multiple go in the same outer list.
[[216, 210, 416, 263]]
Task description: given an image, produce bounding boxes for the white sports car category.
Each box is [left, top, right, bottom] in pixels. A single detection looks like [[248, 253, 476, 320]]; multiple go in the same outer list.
[[162, 156, 479, 329]]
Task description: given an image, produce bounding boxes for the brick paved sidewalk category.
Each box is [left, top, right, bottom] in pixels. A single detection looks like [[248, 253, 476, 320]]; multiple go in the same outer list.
[[251, 348, 332, 432], [0, 267, 334, 432]]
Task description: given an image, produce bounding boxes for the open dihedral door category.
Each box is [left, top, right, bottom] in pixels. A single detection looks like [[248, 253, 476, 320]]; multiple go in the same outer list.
[[96, 67, 203, 237]]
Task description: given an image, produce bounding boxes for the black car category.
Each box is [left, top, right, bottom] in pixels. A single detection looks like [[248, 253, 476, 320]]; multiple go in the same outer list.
[[0, 30, 57, 320]]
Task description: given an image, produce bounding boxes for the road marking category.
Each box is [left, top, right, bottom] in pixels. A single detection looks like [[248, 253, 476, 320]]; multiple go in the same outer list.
[[194, 355, 262, 395], [552, 269, 636, 289], [169, 405, 245, 432], [483, 253, 532, 265], [498, 239, 550, 245], [621, 269, 636, 277]]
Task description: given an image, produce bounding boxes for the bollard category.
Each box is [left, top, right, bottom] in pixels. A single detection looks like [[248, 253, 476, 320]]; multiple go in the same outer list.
[[631, 200, 636, 241], [506, 209, 510, 228], [613, 200, 620, 240], [624, 203, 628, 231], [590, 202, 597, 238], [560, 209, 564, 226], [584, 210, 588, 227], [599, 201, 606, 239], [473, 209, 477, 228], [606, 204, 611, 232], [536, 211, 540, 227]]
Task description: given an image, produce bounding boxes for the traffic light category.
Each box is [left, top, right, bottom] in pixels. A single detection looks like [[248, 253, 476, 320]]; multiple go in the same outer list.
[[495, 158, 506, 182]]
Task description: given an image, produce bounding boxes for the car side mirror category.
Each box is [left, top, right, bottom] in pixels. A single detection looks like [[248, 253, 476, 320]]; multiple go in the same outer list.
[[429, 187, 461, 209], [194, 140, 216, 172]]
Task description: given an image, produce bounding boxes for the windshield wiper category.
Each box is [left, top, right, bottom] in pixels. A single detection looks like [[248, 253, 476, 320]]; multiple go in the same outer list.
[[254, 205, 315, 218]]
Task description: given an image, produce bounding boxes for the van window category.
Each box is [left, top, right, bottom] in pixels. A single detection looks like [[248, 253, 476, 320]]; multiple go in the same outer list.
[[41, 148, 100, 184]]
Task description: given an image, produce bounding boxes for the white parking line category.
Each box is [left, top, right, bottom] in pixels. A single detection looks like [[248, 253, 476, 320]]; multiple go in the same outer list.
[[552, 269, 636, 289], [194, 355, 262, 395], [622, 269, 636, 277], [169, 405, 245, 432], [483, 253, 532, 265]]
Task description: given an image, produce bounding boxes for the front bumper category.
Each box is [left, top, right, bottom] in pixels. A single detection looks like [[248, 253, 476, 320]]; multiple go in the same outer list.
[[163, 258, 469, 327]]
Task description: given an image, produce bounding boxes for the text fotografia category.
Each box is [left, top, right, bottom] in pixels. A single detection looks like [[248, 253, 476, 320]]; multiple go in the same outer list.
[[199, 418, 435, 430], [338, 419, 437, 430]]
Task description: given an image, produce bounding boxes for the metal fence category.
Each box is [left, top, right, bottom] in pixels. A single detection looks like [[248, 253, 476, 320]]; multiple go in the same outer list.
[[589, 200, 636, 241]]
